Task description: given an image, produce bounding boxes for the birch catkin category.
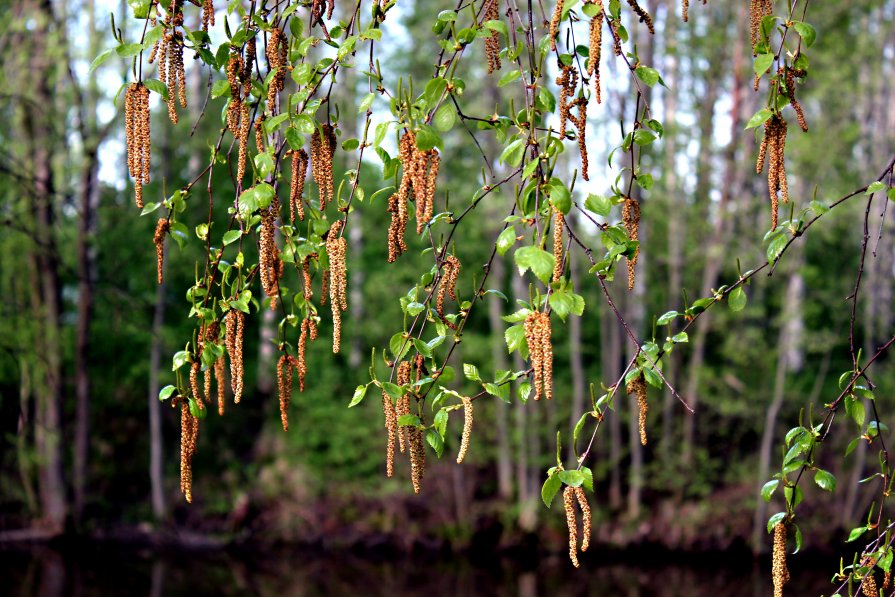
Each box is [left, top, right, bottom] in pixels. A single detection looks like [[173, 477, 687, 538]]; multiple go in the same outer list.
[[456, 395, 473, 464]]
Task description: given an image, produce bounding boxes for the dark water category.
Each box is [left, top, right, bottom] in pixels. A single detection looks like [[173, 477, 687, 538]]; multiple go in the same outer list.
[[2, 543, 839, 596]]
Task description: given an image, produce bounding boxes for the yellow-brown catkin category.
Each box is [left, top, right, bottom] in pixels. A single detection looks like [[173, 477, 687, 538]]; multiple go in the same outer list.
[[311, 124, 336, 210], [225, 309, 245, 402], [417, 150, 439, 234], [863, 571, 878, 597], [682, 0, 689, 22], [290, 149, 309, 222], [785, 67, 808, 133], [383, 390, 397, 477], [556, 64, 577, 138], [524, 311, 553, 401], [326, 220, 348, 353], [627, 374, 648, 446], [125, 82, 151, 208], [153, 218, 169, 284], [298, 318, 310, 391], [190, 360, 203, 403], [302, 257, 314, 303], [202, 0, 214, 31], [883, 570, 891, 591], [587, 2, 604, 105], [563, 486, 580, 567], [320, 269, 330, 306], [750, 0, 773, 54], [164, 26, 186, 123], [457, 395, 473, 464], [573, 96, 589, 180], [214, 355, 226, 416], [386, 192, 408, 263], [409, 425, 426, 494], [610, 18, 623, 56], [254, 116, 266, 154], [436, 255, 460, 327], [237, 103, 250, 183], [553, 208, 564, 282], [266, 28, 287, 114], [574, 487, 591, 552], [549, 0, 564, 51], [626, 0, 654, 34], [259, 197, 282, 305], [484, 0, 501, 73], [396, 361, 412, 454], [622, 197, 641, 290], [180, 401, 197, 502], [277, 354, 293, 432], [772, 522, 790, 597]]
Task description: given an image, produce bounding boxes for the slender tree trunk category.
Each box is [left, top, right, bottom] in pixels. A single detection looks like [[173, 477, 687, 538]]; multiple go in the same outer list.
[[488, 254, 513, 499], [751, 258, 804, 553], [148, 274, 168, 521]]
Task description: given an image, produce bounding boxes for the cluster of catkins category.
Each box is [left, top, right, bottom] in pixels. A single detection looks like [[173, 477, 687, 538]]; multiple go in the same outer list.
[[556, 65, 590, 180], [552, 208, 565, 282], [226, 36, 254, 182], [456, 396, 474, 464], [586, 0, 604, 104], [750, 0, 774, 53], [124, 83, 151, 208], [387, 130, 440, 262], [756, 115, 788, 230], [563, 485, 591, 567], [179, 398, 200, 503], [149, 0, 187, 124], [265, 27, 287, 114], [436, 255, 460, 329], [384, 359, 427, 493], [524, 311, 553, 401], [311, 124, 337, 210], [289, 149, 309, 222]]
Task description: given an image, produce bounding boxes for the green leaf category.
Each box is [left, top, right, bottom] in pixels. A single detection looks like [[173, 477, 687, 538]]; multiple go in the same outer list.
[[222, 230, 242, 246], [414, 126, 441, 151], [397, 414, 420, 427], [89, 48, 115, 74], [584, 193, 612, 217], [188, 398, 207, 419], [866, 181, 886, 195], [541, 473, 562, 508], [143, 78, 169, 100], [254, 152, 275, 178], [389, 332, 411, 360], [761, 479, 779, 502], [499, 139, 526, 167], [434, 408, 449, 438], [433, 103, 456, 132], [753, 53, 774, 75], [642, 367, 661, 389], [128, 0, 152, 18], [426, 429, 444, 457], [548, 178, 572, 214], [549, 289, 585, 321], [792, 21, 816, 47], [484, 382, 510, 403], [505, 324, 526, 354], [496, 227, 517, 256], [358, 92, 375, 113], [814, 469, 836, 492], [158, 385, 176, 401], [116, 42, 143, 58], [745, 108, 773, 130], [767, 512, 786, 533], [729, 286, 747, 312], [484, 19, 508, 37], [656, 311, 678, 326], [463, 363, 481, 382], [766, 233, 788, 263], [557, 469, 585, 487], [498, 69, 522, 87], [348, 384, 368, 407], [579, 467, 594, 492], [211, 79, 231, 99], [672, 332, 688, 343], [847, 525, 868, 542], [514, 246, 555, 284], [634, 66, 660, 87]]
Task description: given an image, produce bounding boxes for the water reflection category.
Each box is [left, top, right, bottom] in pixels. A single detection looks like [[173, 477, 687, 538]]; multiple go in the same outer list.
[[2, 544, 837, 596]]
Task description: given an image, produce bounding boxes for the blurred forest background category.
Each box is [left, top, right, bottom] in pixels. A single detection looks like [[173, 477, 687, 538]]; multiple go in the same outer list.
[[2, 0, 895, 589]]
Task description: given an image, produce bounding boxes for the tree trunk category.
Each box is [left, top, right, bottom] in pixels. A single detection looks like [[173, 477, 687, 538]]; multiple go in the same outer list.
[[751, 257, 804, 553], [488, 254, 513, 500], [148, 274, 168, 521]]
